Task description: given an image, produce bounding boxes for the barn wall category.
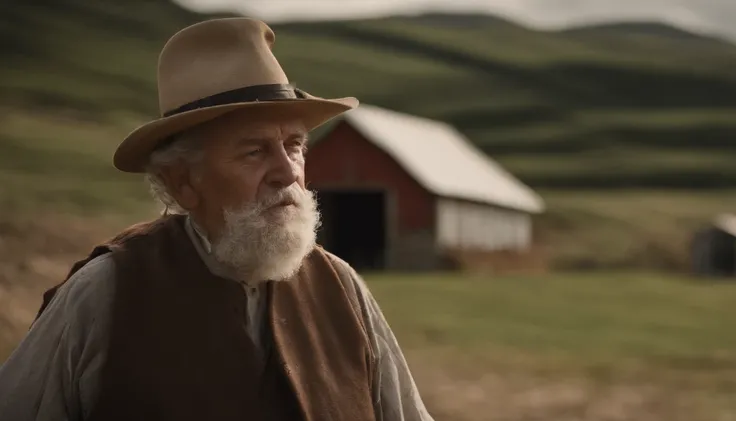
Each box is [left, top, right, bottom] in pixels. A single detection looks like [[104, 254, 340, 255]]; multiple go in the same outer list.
[[436, 198, 532, 252], [306, 121, 440, 270]]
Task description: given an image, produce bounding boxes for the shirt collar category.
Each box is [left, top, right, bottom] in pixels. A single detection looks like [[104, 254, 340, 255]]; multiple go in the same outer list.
[[185, 215, 212, 254]]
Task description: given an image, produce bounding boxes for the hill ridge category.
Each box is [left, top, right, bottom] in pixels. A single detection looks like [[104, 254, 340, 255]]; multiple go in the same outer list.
[[2, 1, 736, 189]]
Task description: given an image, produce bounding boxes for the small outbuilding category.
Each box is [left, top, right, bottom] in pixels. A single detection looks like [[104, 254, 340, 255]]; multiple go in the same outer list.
[[691, 213, 736, 277], [305, 104, 545, 271]]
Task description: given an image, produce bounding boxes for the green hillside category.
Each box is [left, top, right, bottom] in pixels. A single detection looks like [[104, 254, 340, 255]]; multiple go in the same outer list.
[[3, 2, 736, 190]]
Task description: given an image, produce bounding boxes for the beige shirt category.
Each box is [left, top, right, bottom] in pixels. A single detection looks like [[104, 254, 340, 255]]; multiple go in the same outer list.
[[0, 217, 433, 421]]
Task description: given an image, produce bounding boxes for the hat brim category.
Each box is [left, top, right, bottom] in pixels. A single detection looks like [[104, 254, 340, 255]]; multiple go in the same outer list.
[[113, 96, 358, 173]]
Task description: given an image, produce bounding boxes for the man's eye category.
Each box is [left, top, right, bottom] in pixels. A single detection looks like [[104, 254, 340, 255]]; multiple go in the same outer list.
[[241, 148, 263, 158], [287, 142, 306, 153]]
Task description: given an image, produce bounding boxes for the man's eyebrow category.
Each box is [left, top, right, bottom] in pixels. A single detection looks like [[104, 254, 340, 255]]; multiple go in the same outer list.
[[235, 136, 264, 143], [227, 137, 266, 150], [232, 130, 307, 145], [287, 133, 308, 141]]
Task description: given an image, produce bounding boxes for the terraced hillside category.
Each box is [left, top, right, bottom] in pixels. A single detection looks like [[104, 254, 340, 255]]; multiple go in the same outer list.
[[2, 1, 736, 191]]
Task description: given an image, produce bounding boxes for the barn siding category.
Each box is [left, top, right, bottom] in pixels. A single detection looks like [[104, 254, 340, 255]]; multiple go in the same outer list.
[[306, 121, 439, 269], [307, 122, 434, 232], [436, 198, 532, 252]]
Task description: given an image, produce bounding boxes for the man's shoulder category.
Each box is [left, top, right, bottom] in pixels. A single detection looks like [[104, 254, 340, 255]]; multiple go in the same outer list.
[[320, 249, 354, 274], [319, 249, 366, 290], [317, 249, 375, 311], [38, 253, 116, 326], [64, 253, 116, 296]]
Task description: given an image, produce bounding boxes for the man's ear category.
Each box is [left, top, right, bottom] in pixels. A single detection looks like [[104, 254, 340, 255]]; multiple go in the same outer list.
[[158, 162, 200, 211]]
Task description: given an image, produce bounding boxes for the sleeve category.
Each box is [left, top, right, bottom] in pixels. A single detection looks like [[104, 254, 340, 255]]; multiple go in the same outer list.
[[330, 255, 434, 421], [0, 254, 115, 421]]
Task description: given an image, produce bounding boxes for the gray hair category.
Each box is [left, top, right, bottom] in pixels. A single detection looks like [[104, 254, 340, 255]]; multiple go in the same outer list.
[[144, 130, 204, 214]]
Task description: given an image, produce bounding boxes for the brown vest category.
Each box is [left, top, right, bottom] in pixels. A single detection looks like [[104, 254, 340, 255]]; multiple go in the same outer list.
[[36, 215, 376, 421]]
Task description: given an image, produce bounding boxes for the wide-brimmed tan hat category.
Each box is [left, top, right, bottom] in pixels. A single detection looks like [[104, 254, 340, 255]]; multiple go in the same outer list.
[[113, 17, 358, 173]]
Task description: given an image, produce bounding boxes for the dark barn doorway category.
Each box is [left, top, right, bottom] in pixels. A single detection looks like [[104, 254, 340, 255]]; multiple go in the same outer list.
[[316, 189, 387, 270]]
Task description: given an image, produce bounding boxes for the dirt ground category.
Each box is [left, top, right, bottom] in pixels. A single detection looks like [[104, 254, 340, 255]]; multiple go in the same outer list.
[[0, 213, 124, 357]]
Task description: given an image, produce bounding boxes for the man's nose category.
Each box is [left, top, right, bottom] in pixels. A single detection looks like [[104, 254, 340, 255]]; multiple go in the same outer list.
[[265, 147, 299, 188]]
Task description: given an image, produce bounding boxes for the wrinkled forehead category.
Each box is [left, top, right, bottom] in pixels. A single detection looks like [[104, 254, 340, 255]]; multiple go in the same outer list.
[[239, 119, 307, 140], [193, 109, 308, 148]]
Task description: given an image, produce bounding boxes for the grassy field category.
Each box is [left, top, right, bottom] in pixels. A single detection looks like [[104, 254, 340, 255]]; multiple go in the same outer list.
[[370, 271, 736, 363], [0, 109, 150, 216], [367, 271, 736, 420]]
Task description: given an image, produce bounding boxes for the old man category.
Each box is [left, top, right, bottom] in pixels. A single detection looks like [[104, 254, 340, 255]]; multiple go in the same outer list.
[[0, 17, 433, 421]]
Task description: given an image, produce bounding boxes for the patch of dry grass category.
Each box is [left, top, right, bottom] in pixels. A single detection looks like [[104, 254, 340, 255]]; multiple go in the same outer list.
[[539, 190, 736, 270], [0, 212, 144, 360], [411, 352, 736, 421]]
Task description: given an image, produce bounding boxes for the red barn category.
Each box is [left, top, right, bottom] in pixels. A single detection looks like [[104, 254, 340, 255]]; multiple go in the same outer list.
[[306, 105, 544, 271]]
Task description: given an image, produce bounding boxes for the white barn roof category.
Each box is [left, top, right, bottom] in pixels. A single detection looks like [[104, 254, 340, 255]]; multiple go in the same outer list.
[[340, 104, 545, 214]]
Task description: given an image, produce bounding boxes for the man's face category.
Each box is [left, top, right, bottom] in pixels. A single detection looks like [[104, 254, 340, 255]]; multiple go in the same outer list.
[[163, 108, 320, 282], [191, 109, 309, 230]]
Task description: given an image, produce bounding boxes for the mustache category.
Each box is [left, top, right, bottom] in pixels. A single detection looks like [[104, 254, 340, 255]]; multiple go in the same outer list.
[[256, 185, 308, 210]]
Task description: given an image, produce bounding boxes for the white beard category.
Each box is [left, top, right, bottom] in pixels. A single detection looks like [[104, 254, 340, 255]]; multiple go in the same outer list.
[[211, 184, 320, 284]]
